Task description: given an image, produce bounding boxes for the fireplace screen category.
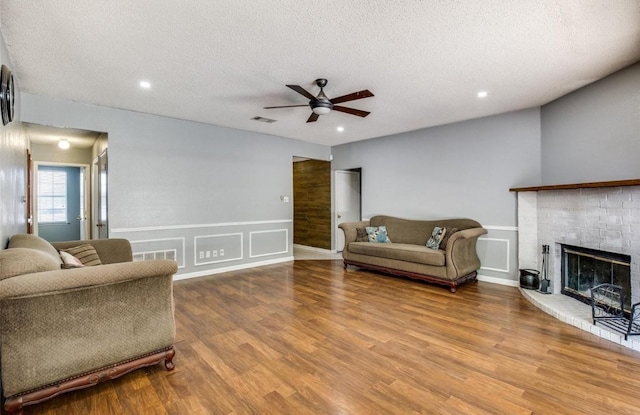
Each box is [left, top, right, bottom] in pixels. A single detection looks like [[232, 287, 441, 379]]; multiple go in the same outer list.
[[561, 244, 631, 311]]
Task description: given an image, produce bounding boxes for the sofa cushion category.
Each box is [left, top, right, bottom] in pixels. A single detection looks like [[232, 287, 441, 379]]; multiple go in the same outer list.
[[0, 248, 62, 280], [8, 234, 62, 265], [348, 242, 445, 266], [365, 226, 391, 243], [369, 215, 483, 245], [60, 244, 102, 266]]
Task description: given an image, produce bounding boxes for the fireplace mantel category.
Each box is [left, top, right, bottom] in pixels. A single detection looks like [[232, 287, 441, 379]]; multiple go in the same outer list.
[[509, 179, 640, 192]]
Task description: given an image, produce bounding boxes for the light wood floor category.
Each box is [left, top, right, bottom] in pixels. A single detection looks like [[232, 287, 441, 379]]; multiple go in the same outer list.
[[18, 260, 640, 414]]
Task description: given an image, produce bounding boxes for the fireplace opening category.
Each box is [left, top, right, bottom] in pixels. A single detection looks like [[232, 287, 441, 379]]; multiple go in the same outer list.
[[561, 244, 631, 311]]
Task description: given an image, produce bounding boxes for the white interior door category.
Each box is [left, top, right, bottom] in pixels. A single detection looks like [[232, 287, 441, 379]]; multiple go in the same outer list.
[[335, 170, 361, 252]]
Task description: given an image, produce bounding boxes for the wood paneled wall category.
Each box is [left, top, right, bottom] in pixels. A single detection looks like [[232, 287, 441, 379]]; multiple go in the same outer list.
[[293, 159, 331, 249]]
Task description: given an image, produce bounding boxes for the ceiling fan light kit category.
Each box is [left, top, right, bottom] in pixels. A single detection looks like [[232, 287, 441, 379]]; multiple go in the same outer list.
[[265, 78, 373, 123]]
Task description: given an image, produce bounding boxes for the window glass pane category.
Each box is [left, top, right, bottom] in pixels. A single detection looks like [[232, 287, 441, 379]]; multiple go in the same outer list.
[[38, 170, 67, 223]]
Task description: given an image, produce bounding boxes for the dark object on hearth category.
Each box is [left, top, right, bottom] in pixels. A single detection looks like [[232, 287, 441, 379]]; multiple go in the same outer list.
[[591, 283, 640, 340], [538, 244, 551, 294], [519, 268, 540, 290]]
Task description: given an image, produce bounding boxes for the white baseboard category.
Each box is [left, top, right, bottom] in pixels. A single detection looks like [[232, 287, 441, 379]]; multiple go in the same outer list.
[[293, 244, 338, 254], [477, 274, 519, 287], [173, 256, 294, 281]]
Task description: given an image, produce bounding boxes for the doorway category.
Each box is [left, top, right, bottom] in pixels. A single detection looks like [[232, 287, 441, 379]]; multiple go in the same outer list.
[[34, 163, 89, 242], [292, 157, 332, 250], [93, 149, 108, 239], [25, 123, 108, 241], [335, 169, 361, 252]]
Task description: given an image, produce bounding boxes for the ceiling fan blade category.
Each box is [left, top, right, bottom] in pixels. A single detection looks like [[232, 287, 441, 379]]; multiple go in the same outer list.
[[263, 104, 309, 109], [306, 112, 320, 123], [333, 106, 370, 118], [330, 89, 374, 104], [286, 84, 316, 100]]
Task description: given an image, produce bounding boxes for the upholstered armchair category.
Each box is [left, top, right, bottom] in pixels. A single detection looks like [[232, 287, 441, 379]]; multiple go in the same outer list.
[[0, 234, 177, 414]]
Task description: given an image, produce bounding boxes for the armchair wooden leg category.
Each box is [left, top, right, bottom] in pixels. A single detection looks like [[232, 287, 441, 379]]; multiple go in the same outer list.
[[164, 347, 176, 370]]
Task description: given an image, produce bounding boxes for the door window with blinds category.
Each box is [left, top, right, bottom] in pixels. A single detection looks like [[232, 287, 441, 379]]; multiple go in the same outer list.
[[38, 170, 68, 223]]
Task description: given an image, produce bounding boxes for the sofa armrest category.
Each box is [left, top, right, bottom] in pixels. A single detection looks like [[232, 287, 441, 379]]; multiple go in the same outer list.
[[0, 259, 177, 398], [0, 259, 177, 299], [445, 228, 488, 278], [338, 221, 370, 245], [52, 239, 133, 264]]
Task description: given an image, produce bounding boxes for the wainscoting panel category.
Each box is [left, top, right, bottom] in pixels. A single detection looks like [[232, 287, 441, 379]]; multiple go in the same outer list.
[[250, 229, 289, 258], [476, 226, 518, 286], [130, 238, 185, 268], [111, 220, 293, 279], [477, 238, 510, 273], [194, 233, 243, 266]]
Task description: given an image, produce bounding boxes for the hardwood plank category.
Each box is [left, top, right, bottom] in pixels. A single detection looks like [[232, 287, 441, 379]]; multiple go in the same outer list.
[[17, 260, 640, 414]]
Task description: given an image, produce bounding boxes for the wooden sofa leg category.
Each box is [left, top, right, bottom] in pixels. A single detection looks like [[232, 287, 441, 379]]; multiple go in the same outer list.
[[343, 261, 348, 270], [449, 283, 457, 293], [164, 347, 176, 370]]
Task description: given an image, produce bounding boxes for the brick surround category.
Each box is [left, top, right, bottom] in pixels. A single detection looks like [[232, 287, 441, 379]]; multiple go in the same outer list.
[[517, 185, 640, 302]]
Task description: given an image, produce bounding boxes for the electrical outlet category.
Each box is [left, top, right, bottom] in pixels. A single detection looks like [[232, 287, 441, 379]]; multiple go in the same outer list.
[[219, 249, 224, 256], [212, 250, 218, 257], [199, 251, 204, 259]]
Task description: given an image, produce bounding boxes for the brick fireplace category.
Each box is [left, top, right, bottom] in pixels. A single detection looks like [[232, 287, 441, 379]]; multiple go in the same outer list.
[[515, 181, 640, 304]]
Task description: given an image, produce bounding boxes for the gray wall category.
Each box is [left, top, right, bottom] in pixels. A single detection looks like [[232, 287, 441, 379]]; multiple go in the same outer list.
[[331, 107, 542, 283], [0, 31, 27, 248], [21, 93, 331, 277], [541, 62, 640, 184], [332, 108, 542, 225]]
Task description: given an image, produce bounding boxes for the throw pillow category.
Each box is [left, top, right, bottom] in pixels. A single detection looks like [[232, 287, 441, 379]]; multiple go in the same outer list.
[[355, 227, 369, 242], [7, 233, 63, 265], [426, 226, 447, 249], [365, 226, 392, 243], [61, 244, 102, 266], [59, 250, 85, 269], [439, 227, 459, 249], [0, 248, 62, 280]]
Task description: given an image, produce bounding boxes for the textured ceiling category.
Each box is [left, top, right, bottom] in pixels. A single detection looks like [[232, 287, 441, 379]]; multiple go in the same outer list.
[[1, 1, 639, 146]]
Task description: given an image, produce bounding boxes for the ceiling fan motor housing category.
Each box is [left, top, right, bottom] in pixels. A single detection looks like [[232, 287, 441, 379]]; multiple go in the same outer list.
[[311, 79, 333, 114]]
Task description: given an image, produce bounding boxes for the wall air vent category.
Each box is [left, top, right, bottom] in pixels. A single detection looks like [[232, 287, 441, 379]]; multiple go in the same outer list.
[[252, 116, 277, 123]]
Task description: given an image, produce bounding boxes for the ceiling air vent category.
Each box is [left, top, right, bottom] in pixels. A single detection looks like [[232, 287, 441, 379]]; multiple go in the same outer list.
[[252, 116, 277, 123]]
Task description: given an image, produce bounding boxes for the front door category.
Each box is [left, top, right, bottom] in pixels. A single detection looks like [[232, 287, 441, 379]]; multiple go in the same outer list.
[[37, 165, 82, 242]]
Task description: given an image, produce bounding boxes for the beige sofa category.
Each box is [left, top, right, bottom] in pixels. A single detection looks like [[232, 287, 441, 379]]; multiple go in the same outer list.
[[0, 234, 177, 414], [339, 215, 487, 292]]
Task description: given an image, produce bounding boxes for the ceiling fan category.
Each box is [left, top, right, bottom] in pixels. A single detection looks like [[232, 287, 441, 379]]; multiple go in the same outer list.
[[264, 78, 374, 123]]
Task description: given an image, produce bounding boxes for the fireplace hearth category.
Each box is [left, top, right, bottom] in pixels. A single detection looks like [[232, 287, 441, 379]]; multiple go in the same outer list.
[[513, 181, 640, 350], [561, 244, 631, 311]]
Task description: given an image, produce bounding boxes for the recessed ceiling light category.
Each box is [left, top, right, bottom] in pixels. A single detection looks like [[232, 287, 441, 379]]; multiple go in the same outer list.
[[337, 126, 344, 132], [139, 80, 151, 89], [477, 91, 488, 98], [58, 139, 70, 150]]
